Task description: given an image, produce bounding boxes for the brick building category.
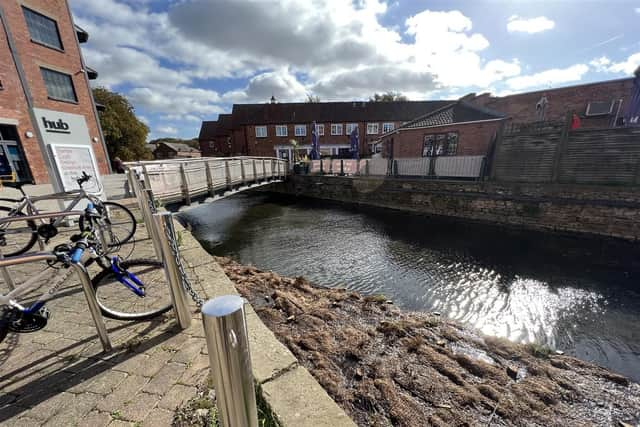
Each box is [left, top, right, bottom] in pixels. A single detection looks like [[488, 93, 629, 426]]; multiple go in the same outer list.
[[0, 0, 109, 185], [377, 101, 505, 158], [153, 141, 201, 160], [199, 100, 452, 160], [378, 77, 636, 159]]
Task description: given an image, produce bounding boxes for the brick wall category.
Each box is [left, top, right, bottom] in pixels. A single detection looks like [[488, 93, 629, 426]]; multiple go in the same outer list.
[[386, 120, 502, 158], [473, 78, 633, 127], [244, 121, 402, 157], [0, 0, 109, 183]]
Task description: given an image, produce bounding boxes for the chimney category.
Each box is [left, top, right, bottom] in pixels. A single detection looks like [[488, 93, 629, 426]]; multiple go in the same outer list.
[[270, 95, 276, 104]]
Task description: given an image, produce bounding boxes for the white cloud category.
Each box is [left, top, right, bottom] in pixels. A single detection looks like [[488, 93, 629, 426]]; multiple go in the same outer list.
[[635, 7, 640, 13], [590, 53, 640, 75], [507, 15, 555, 34], [506, 64, 589, 90], [222, 68, 308, 104], [155, 126, 178, 135]]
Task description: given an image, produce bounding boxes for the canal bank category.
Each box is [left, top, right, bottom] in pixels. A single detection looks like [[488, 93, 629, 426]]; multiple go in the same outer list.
[[215, 256, 640, 426], [271, 175, 640, 243]]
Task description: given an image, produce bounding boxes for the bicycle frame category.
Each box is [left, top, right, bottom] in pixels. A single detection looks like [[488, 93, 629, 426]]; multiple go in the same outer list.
[[10, 188, 102, 227]]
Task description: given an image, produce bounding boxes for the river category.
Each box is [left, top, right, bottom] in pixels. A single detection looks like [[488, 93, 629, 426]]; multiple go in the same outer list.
[[178, 193, 640, 382]]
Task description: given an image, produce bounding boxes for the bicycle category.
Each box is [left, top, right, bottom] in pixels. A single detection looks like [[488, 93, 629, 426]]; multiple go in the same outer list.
[[0, 204, 171, 343], [0, 171, 136, 257]]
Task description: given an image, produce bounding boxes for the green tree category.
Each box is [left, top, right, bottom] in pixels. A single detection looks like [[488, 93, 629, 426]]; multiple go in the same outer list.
[[93, 87, 152, 161], [369, 91, 408, 102]]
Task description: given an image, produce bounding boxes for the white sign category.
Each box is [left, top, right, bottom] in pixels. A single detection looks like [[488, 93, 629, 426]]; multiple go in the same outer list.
[[49, 144, 101, 193], [32, 108, 92, 146]]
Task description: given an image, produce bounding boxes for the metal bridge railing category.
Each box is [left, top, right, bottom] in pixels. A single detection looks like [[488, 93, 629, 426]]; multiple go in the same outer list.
[[124, 157, 288, 205]]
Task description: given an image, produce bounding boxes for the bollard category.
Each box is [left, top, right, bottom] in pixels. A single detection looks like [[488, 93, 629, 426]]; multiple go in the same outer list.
[[127, 168, 162, 260], [153, 212, 192, 329], [0, 250, 15, 291], [71, 261, 112, 351], [202, 295, 257, 427]]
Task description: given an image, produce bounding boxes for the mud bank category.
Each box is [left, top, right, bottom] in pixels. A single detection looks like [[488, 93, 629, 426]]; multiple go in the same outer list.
[[215, 257, 640, 427]]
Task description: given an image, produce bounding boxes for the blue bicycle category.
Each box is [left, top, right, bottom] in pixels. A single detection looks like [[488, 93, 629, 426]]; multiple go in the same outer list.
[[0, 204, 171, 342]]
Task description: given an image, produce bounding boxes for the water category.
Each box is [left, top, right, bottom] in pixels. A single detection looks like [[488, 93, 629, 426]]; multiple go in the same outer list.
[[179, 194, 640, 381]]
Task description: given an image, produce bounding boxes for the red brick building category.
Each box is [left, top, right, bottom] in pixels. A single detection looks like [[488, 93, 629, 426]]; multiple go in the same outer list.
[[0, 0, 109, 185], [199, 100, 452, 160], [377, 101, 505, 158], [378, 77, 636, 159]]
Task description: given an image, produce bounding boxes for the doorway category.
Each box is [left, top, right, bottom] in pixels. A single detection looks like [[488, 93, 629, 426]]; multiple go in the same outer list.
[[0, 124, 32, 182]]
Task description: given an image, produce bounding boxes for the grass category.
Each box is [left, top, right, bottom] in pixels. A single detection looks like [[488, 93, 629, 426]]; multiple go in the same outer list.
[[525, 342, 552, 359], [110, 410, 123, 421]]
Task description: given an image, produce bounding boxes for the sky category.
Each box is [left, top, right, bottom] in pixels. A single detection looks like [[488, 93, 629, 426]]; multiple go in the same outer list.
[[69, 0, 640, 140]]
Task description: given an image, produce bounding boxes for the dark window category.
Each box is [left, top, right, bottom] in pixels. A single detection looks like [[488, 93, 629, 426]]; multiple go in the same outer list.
[[446, 132, 458, 155], [585, 100, 614, 116], [0, 80, 3, 90], [41, 68, 77, 102], [422, 132, 459, 157], [23, 7, 63, 50]]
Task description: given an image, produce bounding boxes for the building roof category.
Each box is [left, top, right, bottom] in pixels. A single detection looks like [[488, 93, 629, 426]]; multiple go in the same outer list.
[[392, 101, 504, 132], [230, 100, 453, 126], [199, 114, 233, 140], [158, 142, 200, 153]]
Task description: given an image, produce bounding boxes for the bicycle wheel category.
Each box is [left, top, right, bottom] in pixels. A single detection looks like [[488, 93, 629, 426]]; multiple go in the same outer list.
[[81, 201, 137, 248], [91, 258, 173, 320], [0, 206, 38, 257]]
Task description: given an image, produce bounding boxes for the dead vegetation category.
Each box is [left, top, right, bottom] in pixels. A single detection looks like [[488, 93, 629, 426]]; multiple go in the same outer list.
[[216, 256, 640, 427]]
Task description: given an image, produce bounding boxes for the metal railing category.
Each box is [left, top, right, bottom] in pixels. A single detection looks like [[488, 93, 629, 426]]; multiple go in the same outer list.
[[308, 155, 486, 179], [124, 157, 288, 205]]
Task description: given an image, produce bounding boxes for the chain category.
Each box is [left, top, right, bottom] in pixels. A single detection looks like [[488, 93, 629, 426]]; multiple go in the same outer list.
[[162, 217, 205, 308]]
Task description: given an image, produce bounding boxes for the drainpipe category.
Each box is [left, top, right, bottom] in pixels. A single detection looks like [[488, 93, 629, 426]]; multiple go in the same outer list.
[[63, 0, 112, 174]]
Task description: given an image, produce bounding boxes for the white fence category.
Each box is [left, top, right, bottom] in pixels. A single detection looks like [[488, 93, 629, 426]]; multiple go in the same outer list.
[[308, 155, 485, 179], [125, 157, 288, 204]]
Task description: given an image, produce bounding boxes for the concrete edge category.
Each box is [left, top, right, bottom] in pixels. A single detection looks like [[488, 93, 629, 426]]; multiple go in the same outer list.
[[173, 220, 357, 427]]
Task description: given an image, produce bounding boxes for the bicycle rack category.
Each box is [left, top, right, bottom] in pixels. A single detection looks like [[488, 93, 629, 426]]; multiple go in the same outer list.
[[0, 211, 112, 352]]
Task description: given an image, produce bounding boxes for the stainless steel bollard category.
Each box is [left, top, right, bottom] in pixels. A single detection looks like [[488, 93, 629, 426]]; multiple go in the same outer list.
[[153, 212, 192, 329], [127, 168, 162, 260], [202, 295, 257, 427], [70, 261, 112, 352]]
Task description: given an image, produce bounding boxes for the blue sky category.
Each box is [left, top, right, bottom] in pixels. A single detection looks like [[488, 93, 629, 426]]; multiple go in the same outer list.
[[69, 0, 640, 140]]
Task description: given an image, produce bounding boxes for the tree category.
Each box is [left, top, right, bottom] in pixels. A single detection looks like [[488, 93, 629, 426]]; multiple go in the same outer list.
[[369, 91, 408, 102], [306, 93, 321, 103], [93, 87, 152, 161]]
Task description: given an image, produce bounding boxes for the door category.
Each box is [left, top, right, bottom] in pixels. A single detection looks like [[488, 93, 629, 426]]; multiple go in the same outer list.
[[0, 125, 32, 182]]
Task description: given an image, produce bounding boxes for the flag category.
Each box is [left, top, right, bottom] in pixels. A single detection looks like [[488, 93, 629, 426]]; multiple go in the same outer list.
[[310, 121, 320, 160], [625, 66, 640, 126], [350, 126, 359, 160]]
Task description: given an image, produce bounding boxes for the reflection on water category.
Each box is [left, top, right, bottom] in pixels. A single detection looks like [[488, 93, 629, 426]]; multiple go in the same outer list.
[[179, 194, 640, 381]]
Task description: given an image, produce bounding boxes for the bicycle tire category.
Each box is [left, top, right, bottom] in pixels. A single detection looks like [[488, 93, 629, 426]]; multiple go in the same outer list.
[[0, 206, 38, 257], [91, 258, 172, 321], [80, 201, 137, 248]]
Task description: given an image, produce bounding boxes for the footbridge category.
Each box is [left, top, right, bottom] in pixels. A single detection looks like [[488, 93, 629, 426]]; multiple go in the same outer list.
[[125, 157, 288, 206]]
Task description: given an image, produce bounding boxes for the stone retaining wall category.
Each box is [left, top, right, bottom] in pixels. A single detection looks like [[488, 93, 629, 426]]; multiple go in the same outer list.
[[274, 175, 640, 242]]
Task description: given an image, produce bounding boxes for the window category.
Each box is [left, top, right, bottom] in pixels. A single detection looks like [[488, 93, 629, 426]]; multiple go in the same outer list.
[[40, 68, 77, 102], [331, 123, 343, 135], [422, 132, 459, 157], [345, 123, 358, 135], [317, 124, 324, 136], [255, 126, 267, 138], [382, 122, 394, 133], [275, 125, 287, 137], [585, 100, 614, 116], [23, 7, 63, 50], [366, 123, 379, 134], [294, 124, 306, 136]]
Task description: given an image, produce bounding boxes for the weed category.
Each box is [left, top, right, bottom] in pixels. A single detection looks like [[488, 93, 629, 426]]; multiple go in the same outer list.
[[110, 410, 123, 421]]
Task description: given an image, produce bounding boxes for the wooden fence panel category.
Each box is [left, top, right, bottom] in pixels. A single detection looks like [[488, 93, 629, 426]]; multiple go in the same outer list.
[[493, 131, 560, 182], [396, 158, 430, 176]]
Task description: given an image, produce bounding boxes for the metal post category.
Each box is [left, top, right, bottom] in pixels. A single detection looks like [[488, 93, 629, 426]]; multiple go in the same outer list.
[[141, 164, 152, 191], [153, 212, 192, 329], [366, 159, 370, 176], [240, 160, 246, 184], [127, 168, 163, 259], [252, 160, 257, 183], [70, 261, 112, 352], [202, 295, 258, 427], [0, 250, 15, 291], [225, 160, 232, 189], [205, 161, 215, 197], [180, 164, 191, 205]]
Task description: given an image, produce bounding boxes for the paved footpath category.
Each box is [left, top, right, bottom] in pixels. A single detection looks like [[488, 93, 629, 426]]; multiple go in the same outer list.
[[0, 224, 213, 426]]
